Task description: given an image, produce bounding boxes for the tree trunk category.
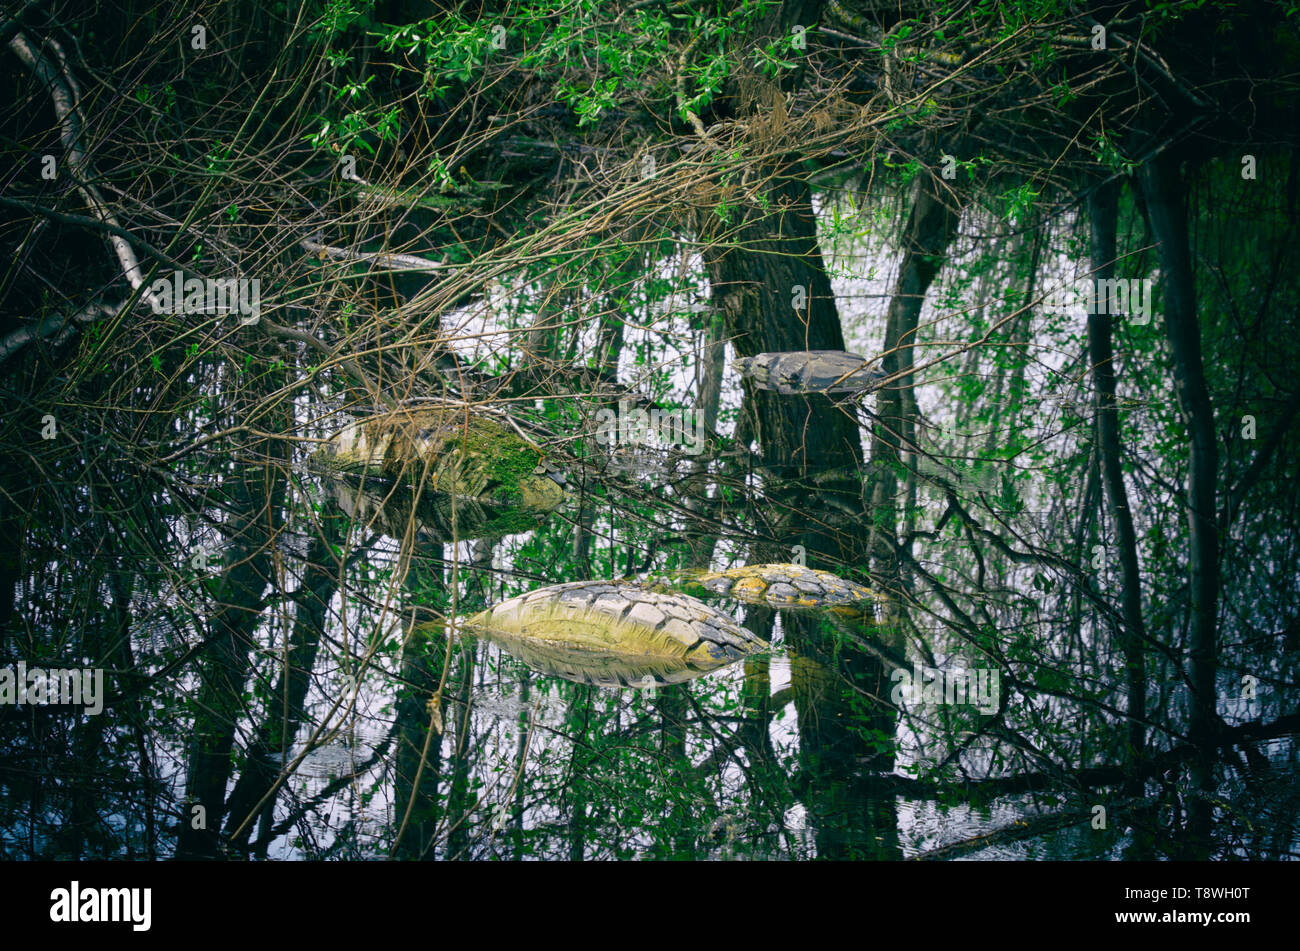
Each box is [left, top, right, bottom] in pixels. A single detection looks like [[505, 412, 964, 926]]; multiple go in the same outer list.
[[223, 503, 347, 849], [869, 171, 960, 578], [1087, 180, 1148, 772], [685, 311, 727, 567], [391, 637, 444, 860], [703, 167, 865, 566], [1137, 153, 1220, 767], [175, 452, 285, 859], [699, 0, 862, 567]]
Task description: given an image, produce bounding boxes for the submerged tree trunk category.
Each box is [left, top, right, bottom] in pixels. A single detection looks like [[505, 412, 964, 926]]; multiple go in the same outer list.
[[699, 0, 862, 567], [1138, 152, 1221, 788], [175, 467, 285, 858], [685, 311, 727, 568], [789, 626, 901, 859], [223, 503, 347, 850], [703, 167, 864, 566], [392, 550, 449, 861], [1087, 180, 1148, 773], [700, 5, 900, 856], [868, 171, 960, 579]]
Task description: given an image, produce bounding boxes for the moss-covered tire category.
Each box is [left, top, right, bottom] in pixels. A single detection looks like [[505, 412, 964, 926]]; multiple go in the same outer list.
[[464, 581, 767, 672], [683, 563, 875, 607], [312, 405, 564, 538]]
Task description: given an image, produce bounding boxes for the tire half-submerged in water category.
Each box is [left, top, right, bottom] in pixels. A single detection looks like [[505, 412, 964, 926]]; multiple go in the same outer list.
[[733, 350, 887, 396], [312, 405, 565, 541], [669, 563, 877, 608], [462, 580, 767, 688]]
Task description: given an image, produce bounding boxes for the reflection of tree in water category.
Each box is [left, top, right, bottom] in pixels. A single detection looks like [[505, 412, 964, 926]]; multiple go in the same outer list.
[[788, 610, 901, 860]]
